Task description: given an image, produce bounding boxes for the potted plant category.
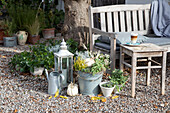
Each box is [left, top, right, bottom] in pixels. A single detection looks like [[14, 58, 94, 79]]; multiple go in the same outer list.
[[74, 51, 110, 96], [110, 69, 129, 94], [42, 9, 65, 38], [3, 20, 17, 47], [28, 44, 54, 75], [26, 17, 40, 45], [99, 81, 115, 97], [42, 9, 55, 39], [9, 42, 54, 75]]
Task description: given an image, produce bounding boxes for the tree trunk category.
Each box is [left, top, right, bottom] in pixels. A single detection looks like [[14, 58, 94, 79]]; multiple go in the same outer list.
[[62, 0, 91, 47]]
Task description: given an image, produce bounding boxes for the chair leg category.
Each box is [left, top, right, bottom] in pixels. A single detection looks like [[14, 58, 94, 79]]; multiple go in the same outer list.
[[161, 51, 167, 95], [131, 54, 137, 98], [147, 57, 151, 86]]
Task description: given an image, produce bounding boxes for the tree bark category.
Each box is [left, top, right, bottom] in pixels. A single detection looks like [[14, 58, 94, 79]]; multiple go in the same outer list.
[[62, 0, 91, 47]]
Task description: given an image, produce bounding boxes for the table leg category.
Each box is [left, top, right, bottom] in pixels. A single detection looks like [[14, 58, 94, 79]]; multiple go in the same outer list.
[[147, 57, 151, 86], [161, 51, 167, 95], [131, 54, 137, 98], [120, 47, 124, 71]]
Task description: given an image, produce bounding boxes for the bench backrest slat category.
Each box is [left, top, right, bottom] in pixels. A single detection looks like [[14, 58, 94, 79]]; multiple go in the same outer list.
[[145, 9, 150, 32], [126, 11, 132, 32], [138, 10, 144, 30], [120, 11, 126, 32], [113, 12, 119, 32], [100, 12, 106, 31], [107, 12, 113, 32]]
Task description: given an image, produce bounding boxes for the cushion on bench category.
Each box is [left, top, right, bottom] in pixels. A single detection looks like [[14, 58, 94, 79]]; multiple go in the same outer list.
[[144, 36, 170, 46], [95, 42, 120, 51], [98, 32, 148, 44]]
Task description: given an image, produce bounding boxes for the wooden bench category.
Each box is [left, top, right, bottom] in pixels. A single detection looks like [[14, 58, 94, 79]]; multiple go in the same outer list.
[[88, 4, 170, 70]]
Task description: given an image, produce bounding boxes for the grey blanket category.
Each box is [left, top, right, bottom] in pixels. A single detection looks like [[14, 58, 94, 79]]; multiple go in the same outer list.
[[151, 0, 170, 37]]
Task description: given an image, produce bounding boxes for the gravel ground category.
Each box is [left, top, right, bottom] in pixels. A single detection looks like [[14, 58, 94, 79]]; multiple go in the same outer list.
[[0, 42, 169, 113]]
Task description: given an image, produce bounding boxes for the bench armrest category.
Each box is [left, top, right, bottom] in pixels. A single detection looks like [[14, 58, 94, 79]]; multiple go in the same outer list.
[[92, 28, 116, 38]]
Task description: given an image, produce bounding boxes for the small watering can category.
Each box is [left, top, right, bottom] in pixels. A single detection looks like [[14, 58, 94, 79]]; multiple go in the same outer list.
[[45, 69, 64, 95]]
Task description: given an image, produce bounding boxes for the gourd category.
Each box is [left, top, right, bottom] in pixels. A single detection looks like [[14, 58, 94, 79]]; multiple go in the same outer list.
[[67, 82, 78, 96]]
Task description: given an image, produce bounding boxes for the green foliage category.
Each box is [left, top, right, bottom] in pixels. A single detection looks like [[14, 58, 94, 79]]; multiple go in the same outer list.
[[26, 17, 40, 36], [102, 82, 114, 88], [9, 51, 31, 72], [109, 69, 129, 92], [9, 43, 54, 73], [90, 59, 105, 75], [7, 2, 45, 32], [44, 9, 65, 29], [4, 19, 16, 36], [9, 39, 79, 73], [66, 38, 79, 54]]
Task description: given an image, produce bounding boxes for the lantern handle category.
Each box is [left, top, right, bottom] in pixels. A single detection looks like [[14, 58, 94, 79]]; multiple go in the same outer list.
[[59, 73, 65, 87], [45, 69, 49, 80]]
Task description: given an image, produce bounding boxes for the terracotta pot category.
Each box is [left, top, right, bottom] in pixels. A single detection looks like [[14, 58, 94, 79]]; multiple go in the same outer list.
[[28, 35, 40, 45], [16, 31, 28, 45], [42, 28, 55, 38]]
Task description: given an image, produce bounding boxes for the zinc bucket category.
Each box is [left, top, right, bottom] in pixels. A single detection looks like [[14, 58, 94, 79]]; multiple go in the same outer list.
[[78, 71, 103, 96], [3, 37, 17, 47]]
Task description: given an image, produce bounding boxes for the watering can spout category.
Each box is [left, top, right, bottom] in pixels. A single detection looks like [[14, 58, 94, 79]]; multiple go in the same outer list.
[[45, 69, 49, 80]]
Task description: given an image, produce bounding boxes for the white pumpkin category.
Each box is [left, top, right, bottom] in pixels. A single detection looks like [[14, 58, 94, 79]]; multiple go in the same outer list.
[[67, 82, 78, 96], [84, 58, 95, 67]]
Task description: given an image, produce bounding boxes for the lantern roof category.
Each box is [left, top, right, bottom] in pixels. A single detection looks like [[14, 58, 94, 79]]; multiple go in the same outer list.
[[54, 39, 74, 57]]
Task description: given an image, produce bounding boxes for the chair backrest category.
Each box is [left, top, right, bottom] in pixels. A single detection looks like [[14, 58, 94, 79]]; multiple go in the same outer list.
[[89, 4, 152, 35]]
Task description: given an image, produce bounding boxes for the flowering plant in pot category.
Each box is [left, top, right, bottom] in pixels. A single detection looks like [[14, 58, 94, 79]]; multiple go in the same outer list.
[[74, 51, 110, 96]]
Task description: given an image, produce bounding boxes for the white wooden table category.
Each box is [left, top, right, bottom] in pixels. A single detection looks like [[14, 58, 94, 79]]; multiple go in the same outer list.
[[120, 43, 167, 98]]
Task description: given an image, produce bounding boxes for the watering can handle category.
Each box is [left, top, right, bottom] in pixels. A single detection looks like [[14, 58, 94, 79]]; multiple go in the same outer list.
[[60, 74, 65, 82], [45, 69, 49, 80]]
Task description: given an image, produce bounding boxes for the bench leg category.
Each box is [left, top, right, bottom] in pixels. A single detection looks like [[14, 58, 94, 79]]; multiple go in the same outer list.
[[131, 54, 137, 98], [120, 47, 124, 71], [161, 51, 167, 95], [147, 57, 151, 86]]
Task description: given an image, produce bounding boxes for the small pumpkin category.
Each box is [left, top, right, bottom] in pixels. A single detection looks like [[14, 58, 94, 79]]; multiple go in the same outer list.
[[67, 82, 78, 96]]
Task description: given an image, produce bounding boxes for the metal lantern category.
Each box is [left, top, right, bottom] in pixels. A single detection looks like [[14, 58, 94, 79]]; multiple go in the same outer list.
[[54, 39, 74, 87]]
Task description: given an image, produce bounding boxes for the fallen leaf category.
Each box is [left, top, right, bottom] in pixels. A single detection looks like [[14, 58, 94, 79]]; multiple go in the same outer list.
[[60, 95, 68, 99], [122, 101, 125, 104], [112, 95, 119, 99], [85, 109, 89, 112], [91, 96, 101, 100], [49, 96, 52, 99], [91, 97, 97, 100], [14, 109, 17, 113], [101, 98, 107, 102], [54, 89, 59, 97], [98, 94, 102, 97], [154, 105, 158, 108]]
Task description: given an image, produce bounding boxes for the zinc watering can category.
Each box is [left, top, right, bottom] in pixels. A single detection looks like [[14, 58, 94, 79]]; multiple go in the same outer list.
[[45, 69, 64, 95]]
